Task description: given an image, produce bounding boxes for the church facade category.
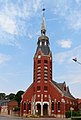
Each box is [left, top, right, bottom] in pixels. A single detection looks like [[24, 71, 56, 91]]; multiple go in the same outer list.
[[20, 11, 78, 118]]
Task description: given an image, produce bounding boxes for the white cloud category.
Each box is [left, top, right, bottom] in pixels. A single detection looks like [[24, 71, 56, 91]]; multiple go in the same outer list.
[[55, 45, 81, 64], [0, 0, 42, 49], [0, 0, 42, 47], [66, 11, 81, 30], [0, 14, 18, 35], [55, 52, 67, 64], [3, 1, 30, 19], [57, 39, 72, 48], [0, 53, 11, 64], [54, 45, 81, 97], [0, 31, 21, 48], [70, 77, 81, 85], [0, 0, 42, 35], [33, 0, 41, 12], [75, 0, 81, 4], [28, 33, 33, 39], [52, 0, 69, 16], [51, 0, 81, 30], [0, 0, 41, 20]]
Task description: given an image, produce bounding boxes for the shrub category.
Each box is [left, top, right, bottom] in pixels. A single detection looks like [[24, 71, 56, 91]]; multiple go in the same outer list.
[[65, 111, 81, 118], [65, 111, 71, 118], [14, 106, 20, 111], [71, 116, 81, 120]]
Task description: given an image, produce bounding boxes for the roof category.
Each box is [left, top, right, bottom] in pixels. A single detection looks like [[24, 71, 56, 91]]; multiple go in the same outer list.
[[36, 44, 50, 55], [0, 99, 9, 106], [35, 9, 51, 56], [52, 80, 75, 99], [35, 36, 51, 55]]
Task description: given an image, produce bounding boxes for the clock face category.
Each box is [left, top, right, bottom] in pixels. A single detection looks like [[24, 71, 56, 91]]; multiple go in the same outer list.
[[38, 55, 41, 59]]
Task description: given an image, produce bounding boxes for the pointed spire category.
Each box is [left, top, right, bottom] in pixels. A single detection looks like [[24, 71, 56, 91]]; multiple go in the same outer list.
[[41, 8, 46, 35]]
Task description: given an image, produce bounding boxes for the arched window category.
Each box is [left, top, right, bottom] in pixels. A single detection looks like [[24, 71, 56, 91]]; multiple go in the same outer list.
[[44, 86, 48, 91], [40, 41, 42, 46], [64, 86, 66, 91], [28, 103, 31, 110], [51, 102, 54, 110], [58, 102, 60, 110], [38, 60, 41, 64], [37, 86, 41, 91], [44, 60, 48, 64], [45, 41, 46, 46], [24, 102, 26, 110]]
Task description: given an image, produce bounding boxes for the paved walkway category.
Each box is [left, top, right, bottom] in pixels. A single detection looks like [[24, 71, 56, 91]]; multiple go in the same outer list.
[[0, 115, 71, 120]]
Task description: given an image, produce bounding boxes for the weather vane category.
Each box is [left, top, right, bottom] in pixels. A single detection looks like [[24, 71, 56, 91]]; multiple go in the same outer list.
[[42, 8, 45, 11], [42, 8, 45, 17]]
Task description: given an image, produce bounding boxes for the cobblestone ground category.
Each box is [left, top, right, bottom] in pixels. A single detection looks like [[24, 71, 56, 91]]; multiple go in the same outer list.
[[0, 115, 71, 120]]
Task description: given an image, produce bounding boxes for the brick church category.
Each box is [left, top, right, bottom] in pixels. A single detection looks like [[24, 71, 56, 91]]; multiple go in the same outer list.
[[20, 10, 78, 118]]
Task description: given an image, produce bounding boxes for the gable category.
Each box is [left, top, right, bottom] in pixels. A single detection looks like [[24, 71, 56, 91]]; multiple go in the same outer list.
[[51, 80, 75, 100]]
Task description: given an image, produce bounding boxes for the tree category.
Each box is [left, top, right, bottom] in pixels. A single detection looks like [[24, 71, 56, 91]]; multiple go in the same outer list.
[[0, 93, 6, 100], [15, 90, 24, 107], [6, 93, 15, 100]]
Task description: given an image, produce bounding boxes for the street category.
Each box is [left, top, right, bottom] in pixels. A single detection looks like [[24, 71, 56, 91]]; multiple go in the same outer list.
[[0, 115, 71, 120]]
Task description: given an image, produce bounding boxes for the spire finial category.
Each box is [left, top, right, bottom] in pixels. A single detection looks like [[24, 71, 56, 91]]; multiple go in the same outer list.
[[42, 8, 45, 16], [41, 8, 46, 35]]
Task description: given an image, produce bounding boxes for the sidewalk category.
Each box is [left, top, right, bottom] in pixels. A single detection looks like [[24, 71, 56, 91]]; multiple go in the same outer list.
[[0, 114, 71, 120]]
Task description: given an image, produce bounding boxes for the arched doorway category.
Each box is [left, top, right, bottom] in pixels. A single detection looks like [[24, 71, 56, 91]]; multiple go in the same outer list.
[[37, 103, 41, 115], [43, 103, 48, 115]]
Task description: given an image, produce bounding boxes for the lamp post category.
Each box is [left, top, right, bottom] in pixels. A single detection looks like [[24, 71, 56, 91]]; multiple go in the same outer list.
[[72, 58, 81, 65]]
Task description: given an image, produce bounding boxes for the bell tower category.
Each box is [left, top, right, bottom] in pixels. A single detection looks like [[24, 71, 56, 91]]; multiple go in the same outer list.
[[21, 8, 78, 118], [33, 9, 52, 93]]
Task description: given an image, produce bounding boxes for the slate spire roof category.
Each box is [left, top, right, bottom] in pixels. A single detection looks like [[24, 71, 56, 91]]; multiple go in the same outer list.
[[35, 9, 51, 56]]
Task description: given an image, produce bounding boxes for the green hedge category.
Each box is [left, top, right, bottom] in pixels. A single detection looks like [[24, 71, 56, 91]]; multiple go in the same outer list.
[[65, 111, 81, 118], [65, 111, 71, 118], [71, 116, 81, 120]]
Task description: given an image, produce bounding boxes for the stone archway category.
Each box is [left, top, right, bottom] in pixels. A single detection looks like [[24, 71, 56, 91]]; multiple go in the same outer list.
[[43, 103, 48, 115]]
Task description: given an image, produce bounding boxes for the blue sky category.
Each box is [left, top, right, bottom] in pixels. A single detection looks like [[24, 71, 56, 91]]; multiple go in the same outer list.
[[0, 0, 81, 98]]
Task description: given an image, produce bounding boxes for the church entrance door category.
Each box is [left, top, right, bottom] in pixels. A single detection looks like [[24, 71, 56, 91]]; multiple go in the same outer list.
[[43, 103, 48, 116], [37, 103, 41, 115]]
